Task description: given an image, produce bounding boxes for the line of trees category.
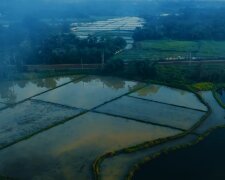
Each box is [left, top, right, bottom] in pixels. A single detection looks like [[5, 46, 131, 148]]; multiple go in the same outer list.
[[0, 18, 126, 65], [133, 7, 225, 41]]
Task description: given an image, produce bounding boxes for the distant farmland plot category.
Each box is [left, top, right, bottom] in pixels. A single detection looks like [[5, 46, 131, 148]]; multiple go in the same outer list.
[[113, 40, 225, 61]]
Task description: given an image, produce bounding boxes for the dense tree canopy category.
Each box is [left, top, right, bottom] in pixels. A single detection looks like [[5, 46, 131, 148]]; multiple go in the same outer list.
[[133, 8, 225, 41]]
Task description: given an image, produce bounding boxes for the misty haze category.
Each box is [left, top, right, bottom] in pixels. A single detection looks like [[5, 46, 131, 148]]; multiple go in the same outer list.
[[0, 0, 225, 180]]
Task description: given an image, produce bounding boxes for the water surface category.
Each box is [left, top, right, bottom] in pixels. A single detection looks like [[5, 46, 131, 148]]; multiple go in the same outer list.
[[0, 103, 5, 109], [195, 91, 225, 134], [96, 96, 205, 130], [0, 76, 80, 104], [34, 76, 143, 109], [217, 88, 225, 105], [0, 112, 181, 180], [131, 85, 207, 111], [134, 128, 225, 180], [0, 100, 82, 148]]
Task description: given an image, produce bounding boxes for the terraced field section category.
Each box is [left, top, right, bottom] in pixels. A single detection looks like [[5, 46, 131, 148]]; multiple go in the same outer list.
[[33, 76, 144, 109], [0, 75, 208, 180], [0, 100, 83, 149], [98, 91, 225, 180], [0, 75, 82, 104], [0, 112, 181, 180]]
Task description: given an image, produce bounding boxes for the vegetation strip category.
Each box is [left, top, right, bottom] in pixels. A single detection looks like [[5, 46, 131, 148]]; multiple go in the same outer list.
[[128, 95, 207, 112], [30, 99, 84, 111], [0, 75, 87, 112], [92, 84, 211, 180], [127, 125, 225, 180], [93, 111, 187, 132]]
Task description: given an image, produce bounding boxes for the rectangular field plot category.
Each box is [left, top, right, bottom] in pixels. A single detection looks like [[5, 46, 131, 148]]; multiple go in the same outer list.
[[0, 100, 83, 149], [0, 112, 181, 180], [130, 84, 207, 111], [0, 75, 81, 104], [34, 76, 144, 109], [96, 96, 205, 130]]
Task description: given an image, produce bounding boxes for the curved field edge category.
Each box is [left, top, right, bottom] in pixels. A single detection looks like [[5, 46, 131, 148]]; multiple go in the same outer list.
[[92, 83, 211, 180], [127, 125, 225, 180], [212, 85, 225, 109]]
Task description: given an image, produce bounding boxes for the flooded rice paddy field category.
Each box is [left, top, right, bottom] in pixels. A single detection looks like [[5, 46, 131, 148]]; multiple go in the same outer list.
[[131, 84, 208, 111], [217, 88, 225, 105], [96, 96, 205, 130], [133, 128, 225, 180], [33, 76, 143, 110], [71, 17, 145, 49], [194, 91, 225, 134], [0, 75, 222, 180], [0, 75, 81, 104], [0, 100, 83, 149], [0, 112, 181, 180]]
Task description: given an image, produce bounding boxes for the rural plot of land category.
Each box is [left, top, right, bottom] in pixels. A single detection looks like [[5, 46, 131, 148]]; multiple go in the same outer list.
[[114, 40, 225, 61], [0, 100, 83, 149], [34, 76, 144, 109], [0, 112, 181, 180], [130, 84, 207, 111], [96, 96, 205, 130], [0, 76, 81, 104]]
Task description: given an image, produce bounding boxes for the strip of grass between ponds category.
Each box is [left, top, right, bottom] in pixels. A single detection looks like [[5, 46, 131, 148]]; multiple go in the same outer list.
[[127, 125, 225, 180], [92, 84, 211, 180]]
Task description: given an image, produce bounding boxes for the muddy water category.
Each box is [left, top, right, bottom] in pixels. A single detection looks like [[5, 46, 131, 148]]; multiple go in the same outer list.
[[34, 76, 144, 109], [0, 112, 181, 180], [131, 84, 207, 111], [0, 76, 80, 104]]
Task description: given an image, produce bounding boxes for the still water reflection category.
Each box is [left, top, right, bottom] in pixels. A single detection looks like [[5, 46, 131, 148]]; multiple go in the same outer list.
[[217, 88, 225, 105], [34, 76, 144, 109], [0, 76, 80, 104], [134, 128, 225, 180], [131, 85, 207, 111], [0, 112, 181, 180]]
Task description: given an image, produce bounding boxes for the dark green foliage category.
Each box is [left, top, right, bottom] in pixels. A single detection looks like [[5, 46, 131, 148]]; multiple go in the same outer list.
[[104, 59, 124, 73], [134, 8, 225, 41], [33, 35, 126, 65]]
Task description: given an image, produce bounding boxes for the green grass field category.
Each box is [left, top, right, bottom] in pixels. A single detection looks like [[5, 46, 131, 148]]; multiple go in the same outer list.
[[155, 63, 225, 84], [113, 40, 225, 61]]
